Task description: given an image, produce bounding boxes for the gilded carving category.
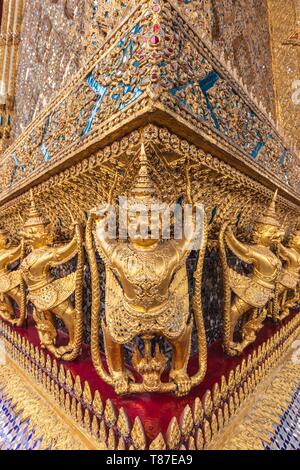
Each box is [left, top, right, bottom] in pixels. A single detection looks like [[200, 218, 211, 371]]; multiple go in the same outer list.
[[83, 381, 92, 407], [273, 229, 300, 320], [220, 192, 282, 355], [196, 428, 204, 450], [92, 390, 103, 418], [91, 415, 99, 438], [117, 407, 130, 438], [131, 416, 146, 450], [0, 0, 298, 453], [149, 433, 167, 451], [20, 192, 84, 360], [267, 0, 300, 150], [0, 227, 25, 326], [86, 142, 208, 396], [180, 405, 194, 438], [193, 397, 204, 426], [166, 416, 181, 449]]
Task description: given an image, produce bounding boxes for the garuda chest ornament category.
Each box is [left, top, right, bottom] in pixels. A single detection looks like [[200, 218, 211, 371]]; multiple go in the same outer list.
[[86, 143, 208, 396]]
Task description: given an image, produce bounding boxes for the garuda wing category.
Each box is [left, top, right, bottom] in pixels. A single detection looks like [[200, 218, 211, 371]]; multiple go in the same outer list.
[[28, 272, 76, 311]]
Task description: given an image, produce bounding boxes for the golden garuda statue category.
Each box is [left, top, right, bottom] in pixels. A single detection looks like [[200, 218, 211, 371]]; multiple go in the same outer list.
[[273, 229, 300, 321], [86, 143, 207, 396], [219, 191, 282, 356], [20, 192, 84, 361], [0, 228, 26, 326]]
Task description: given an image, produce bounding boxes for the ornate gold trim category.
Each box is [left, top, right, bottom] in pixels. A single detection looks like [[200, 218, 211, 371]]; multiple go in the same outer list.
[[1, 312, 299, 449], [209, 343, 300, 450], [0, 126, 299, 245], [0, 355, 101, 450]]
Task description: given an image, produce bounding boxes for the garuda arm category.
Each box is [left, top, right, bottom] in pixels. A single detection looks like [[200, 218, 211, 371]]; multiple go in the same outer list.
[[94, 216, 119, 269], [174, 202, 204, 260], [225, 225, 254, 264], [50, 225, 80, 266], [278, 243, 292, 264], [6, 243, 22, 266]]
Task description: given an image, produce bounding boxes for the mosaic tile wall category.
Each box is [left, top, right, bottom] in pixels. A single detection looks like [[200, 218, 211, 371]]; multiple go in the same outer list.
[[268, 0, 300, 150], [0, 390, 44, 450], [175, 0, 275, 116], [265, 383, 300, 450], [211, 0, 275, 116], [12, 0, 134, 137], [12, 0, 275, 139]]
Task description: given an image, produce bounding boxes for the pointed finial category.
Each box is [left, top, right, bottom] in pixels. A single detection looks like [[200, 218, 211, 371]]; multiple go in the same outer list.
[[256, 189, 280, 227], [24, 189, 50, 227], [128, 142, 160, 205]]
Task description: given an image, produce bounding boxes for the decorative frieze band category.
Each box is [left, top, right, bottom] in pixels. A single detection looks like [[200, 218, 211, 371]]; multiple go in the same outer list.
[[0, 0, 298, 206]]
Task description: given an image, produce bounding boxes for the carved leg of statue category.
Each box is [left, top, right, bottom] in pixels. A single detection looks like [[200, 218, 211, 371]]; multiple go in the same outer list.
[[267, 298, 273, 318], [281, 289, 287, 309], [278, 290, 287, 320], [282, 289, 296, 319], [269, 284, 285, 320], [6, 287, 22, 324], [51, 300, 76, 357], [0, 293, 14, 322], [102, 321, 130, 395], [32, 308, 57, 350], [244, 307, 260, 333], [242, 307, 267, 345], [275, 285, 286, 320], [169, 321, 193, 397], [227, 297, 252, 356]]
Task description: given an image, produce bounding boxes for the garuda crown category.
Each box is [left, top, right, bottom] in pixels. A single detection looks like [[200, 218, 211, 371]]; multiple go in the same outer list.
[[256, 190, 280, 227], [24, 190, 50, 228]]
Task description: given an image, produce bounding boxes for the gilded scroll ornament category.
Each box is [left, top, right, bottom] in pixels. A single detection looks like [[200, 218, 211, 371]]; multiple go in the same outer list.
[[220, 191, 282, 355], [20, 192, 83, 360], [0, 227, 26, 326], [86, 142, 208, 395]]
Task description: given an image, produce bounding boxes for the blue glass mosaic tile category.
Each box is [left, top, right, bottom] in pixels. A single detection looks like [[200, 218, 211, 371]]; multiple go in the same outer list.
[[265, 384, 300, 450], [0, 389, 45, 450]]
